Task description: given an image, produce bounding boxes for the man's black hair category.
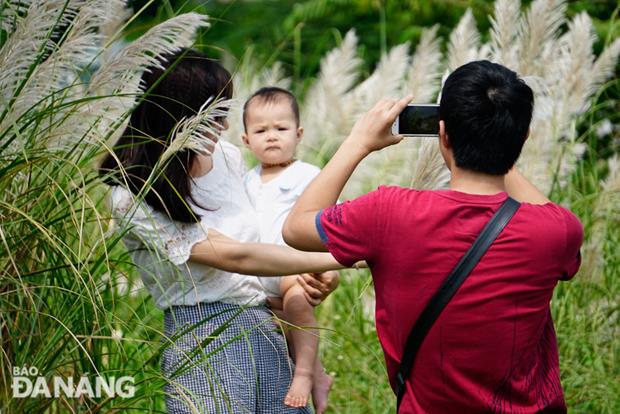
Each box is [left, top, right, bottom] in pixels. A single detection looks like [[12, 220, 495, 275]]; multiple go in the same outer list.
[[439, 60, 534, 175], [243, 86, 299, 130]]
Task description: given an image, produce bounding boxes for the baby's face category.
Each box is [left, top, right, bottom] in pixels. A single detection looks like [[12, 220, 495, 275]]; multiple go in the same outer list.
[[242, 99, 302, 165]]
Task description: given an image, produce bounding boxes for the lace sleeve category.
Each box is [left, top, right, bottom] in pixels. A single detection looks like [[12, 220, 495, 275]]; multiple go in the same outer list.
[[110, 187, 208, 265]]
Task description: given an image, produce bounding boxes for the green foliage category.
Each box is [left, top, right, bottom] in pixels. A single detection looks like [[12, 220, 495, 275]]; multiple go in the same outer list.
[[127, 0, 618, 93], [0, 110, 166, 412], [0, 2, 230, 413], [1, 1, 617, 413], [316, 271, 395, 413], [550, 100, 620, 412]]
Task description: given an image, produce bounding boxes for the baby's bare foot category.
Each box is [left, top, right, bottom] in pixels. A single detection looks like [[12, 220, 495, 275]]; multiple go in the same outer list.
[[284, 371, 313, 408], [312, 370, 333, 414]]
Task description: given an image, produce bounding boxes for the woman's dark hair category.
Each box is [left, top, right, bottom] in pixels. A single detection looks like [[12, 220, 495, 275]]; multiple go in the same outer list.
[[439, 60, 534, 175], [99, 49, 233, 223]]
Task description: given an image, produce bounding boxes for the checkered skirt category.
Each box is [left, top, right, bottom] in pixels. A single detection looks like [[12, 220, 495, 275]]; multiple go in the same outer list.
[[161, 301, 312, 414]]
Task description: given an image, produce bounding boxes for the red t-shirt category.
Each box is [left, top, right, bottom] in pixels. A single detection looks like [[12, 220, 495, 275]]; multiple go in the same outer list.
[[317, 187, 583, 414]]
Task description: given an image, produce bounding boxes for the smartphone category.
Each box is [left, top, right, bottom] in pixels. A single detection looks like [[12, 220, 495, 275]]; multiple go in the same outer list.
[[391, 104, 440, 137]]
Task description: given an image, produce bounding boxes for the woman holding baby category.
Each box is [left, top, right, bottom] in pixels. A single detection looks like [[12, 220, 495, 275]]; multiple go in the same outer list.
[[100, 49, 342, 414]]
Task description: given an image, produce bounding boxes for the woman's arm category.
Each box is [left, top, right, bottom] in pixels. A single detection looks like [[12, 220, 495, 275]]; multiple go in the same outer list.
[[189, 229, 345, 275]]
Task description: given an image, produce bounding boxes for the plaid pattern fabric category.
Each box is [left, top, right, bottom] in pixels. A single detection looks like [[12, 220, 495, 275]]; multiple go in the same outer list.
[[162, 302, 312, 414]]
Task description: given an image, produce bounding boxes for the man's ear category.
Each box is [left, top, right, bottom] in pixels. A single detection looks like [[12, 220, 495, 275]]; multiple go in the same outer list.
[[439, 120, 450, 150], [241, 132, 250, 148], [296, 126, 304, 143]]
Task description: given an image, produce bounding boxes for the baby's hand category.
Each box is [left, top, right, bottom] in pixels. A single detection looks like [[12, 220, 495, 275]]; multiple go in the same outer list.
[[297, 271, 340, 306]]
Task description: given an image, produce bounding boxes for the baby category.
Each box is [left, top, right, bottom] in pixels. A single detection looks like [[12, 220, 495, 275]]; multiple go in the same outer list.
[[242, 87, 335, 413]]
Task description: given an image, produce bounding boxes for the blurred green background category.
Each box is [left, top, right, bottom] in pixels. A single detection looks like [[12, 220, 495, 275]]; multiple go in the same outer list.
[[125, 0, 619, 161], [125, 0, 619, 88]]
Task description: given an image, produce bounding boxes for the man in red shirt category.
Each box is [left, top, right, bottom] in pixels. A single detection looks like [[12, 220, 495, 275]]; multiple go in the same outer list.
[[283, 60, 583, 413]]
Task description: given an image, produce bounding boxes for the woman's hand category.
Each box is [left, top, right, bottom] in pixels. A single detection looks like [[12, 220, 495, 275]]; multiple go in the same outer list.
[[344, 95, 413, 155], [296, 271, 340, 306], [190, 152, 214, 177]]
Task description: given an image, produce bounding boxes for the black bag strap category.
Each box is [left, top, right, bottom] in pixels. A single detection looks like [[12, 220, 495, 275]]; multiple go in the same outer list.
[[395, 197, 520, 412]]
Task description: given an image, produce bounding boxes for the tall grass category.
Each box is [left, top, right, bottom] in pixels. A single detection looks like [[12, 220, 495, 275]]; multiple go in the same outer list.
[[0, 1, 214, 412], [0, 0, 618, 413]]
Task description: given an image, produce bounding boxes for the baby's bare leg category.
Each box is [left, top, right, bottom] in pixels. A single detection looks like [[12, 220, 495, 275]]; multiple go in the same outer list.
[[281, 276, 317, 408], [312, 356, 333, 414], [275, 298, 332, 413]]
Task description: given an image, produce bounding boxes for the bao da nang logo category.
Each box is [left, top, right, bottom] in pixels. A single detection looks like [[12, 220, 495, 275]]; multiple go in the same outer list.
[[12, 366, 135, 398]]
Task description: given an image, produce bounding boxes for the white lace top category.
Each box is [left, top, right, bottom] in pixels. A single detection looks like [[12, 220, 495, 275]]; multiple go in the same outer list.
[[109, 140, 267, 309]]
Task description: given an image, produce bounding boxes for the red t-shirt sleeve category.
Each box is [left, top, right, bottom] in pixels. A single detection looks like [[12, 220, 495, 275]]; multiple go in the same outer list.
[[561, 207, 584, 280], [316, 188, 383, 267]]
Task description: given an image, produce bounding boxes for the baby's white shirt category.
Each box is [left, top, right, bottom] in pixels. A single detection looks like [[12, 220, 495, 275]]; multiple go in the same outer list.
[[110, 140, 267, 309], [244, 160, 321, 296]]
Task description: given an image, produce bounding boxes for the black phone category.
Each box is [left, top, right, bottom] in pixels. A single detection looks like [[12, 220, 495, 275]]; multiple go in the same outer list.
[[391, 104, 440, 137]]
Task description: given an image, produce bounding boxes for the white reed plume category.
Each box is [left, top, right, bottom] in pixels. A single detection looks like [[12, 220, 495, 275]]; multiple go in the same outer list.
[[0, 0, 33, 32], [519, 12, 593, 191], [100, 0, 132, 49], [0, 0, 84, 113], [89, 12, 210, 99], [591, 37, 620, 94], [0, 1, 213, 156], [517, 11, 618, 193], [600, 155, 620, 214], [69, 12, 211, 150], [342, 30, 448, 199], [299, 30, 362, 159], [489, 0, 521, 69], [405, 25, 443, 103], [352, 42, 410, 112], [554, 12, 597, 115], [517, 0, 566, 75], [447, 9, 480, 72], [3, 0, 126, 138], [161, 97, 233, 164], [334, 43, 416, 197], [406, 138, 451, 189]]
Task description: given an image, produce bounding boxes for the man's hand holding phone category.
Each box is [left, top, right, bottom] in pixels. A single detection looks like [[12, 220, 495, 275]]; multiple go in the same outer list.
[[391, 104, 440, 137], [283, 95, 415, 251], [343, 95, 413, 156]]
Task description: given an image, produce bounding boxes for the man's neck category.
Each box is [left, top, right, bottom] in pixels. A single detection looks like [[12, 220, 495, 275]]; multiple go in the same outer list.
[[449, 166, 506, 195]]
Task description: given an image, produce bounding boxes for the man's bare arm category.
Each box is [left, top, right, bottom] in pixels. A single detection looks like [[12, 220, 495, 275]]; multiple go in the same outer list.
[[283, 96, 412, 251], [504, 168, 550, 205]]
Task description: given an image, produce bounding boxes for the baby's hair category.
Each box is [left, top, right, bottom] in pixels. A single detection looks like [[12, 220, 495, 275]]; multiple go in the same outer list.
[[243, 86, 299, 131]]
